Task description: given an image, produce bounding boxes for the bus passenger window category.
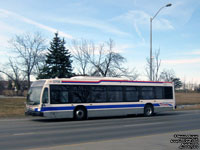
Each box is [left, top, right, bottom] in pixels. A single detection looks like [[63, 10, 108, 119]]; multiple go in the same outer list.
[[125, 86, 139, 102], [60, 91, 68, 103], [72, 85, 91, 103], [107, 86, 123, 102], [141, 87, 154, 99], [155, 87, 163, 99], [50, 85, 69, 104], [164, 87, 173, 99], [91, 86, 106, 102]]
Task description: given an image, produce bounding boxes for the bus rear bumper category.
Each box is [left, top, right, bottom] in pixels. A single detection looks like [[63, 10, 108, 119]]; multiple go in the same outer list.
[[154, 106, 173, 113]]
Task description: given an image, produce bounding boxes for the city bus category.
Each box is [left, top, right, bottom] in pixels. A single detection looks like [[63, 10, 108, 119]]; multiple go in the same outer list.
[[25, 76, 175, 119]]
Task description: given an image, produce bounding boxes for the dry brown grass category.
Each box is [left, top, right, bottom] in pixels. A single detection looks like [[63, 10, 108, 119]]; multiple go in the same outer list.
[[0, 97, 26, 118], [176, 104, 200, 110], [175, 93, 200, 105], [175, 92, 200, 110]]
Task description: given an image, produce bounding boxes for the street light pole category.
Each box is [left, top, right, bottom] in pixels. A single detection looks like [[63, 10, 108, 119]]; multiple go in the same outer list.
[[150, 3, 172, 81], [150, 17, 153, 81]]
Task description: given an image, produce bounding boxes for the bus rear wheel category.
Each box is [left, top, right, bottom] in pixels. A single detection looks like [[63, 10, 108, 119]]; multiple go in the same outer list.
[[74, 108, 87, 120], [144, 105, 154, 117]]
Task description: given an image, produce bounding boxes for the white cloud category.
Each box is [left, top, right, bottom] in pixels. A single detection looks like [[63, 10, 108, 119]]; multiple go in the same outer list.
[[163, 58, 200, 64], [133, 22, 145, 43], [186, 50, 200, 55], [49, 17, 130, 37], [0, 21, 23, 35], [162, 0, 199, 26], [153, 18, 174, 30], [0, 35, 9, 48], [0, 9, 73, 39], [111, 10, 173, 44], [128, 0, 199, 27], [177, 50, 200, 56], [113, 10, 174, 30]]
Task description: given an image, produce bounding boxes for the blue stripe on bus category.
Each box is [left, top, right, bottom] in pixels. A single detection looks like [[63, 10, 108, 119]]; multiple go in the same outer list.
[[39, 103, 160, 112], [41, 106, 75, 111], [86, 104, 146, 109]]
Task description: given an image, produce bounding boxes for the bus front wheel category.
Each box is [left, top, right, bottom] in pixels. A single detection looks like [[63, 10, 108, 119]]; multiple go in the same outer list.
[[144, 105, 154, 117], [74, 107, 87, 120]]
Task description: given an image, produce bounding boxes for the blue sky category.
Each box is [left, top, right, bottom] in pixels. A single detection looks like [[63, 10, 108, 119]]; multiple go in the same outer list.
[[0, 0, 200, 82]]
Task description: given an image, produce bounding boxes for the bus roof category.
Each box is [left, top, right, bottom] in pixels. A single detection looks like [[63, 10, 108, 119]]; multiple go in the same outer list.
[[37, 76, 173, 86]]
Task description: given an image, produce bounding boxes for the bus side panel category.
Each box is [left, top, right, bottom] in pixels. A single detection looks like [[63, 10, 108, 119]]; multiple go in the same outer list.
[[87, 108, 144, 118], [43, 111, 73, 119]]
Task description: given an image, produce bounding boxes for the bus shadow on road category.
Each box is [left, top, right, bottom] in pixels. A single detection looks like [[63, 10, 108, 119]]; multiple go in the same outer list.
[[30, 111, 181, 123], [31, 115, 140, 123], [31, 118, 74, 123]]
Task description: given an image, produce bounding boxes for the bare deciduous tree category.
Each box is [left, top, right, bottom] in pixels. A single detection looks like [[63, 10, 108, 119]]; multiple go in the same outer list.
[[145, 49, 161, 81], [9, 32, 46, 88], [71, 39, 93, 76], [71, 39, 138, 79], [0, 75, 3, 80], [0, 58, 26, 94], [159, 69, 175, 82]]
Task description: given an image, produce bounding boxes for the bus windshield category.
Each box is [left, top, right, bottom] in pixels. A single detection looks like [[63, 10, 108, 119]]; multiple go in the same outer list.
[[27, 87, 43, 105]]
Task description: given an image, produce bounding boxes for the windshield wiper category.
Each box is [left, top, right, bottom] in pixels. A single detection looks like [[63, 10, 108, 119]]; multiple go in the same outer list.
[[28, 101, 39, 105]]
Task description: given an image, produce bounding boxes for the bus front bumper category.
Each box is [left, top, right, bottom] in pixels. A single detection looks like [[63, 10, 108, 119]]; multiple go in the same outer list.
[[25, 110, 43, 117]]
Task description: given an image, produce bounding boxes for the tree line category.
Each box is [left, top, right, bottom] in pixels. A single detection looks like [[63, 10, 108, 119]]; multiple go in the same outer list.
[[0, 32, 184, 93]]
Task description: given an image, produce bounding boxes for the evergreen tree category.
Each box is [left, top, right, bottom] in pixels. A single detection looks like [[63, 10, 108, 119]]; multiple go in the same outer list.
[[38, 33, 73, 79], [171, 78, 182, 89]]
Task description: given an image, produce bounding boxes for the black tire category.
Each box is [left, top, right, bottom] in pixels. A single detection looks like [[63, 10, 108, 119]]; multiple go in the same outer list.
[[144, 105, 154, 117], [74, 108, 87, 120]]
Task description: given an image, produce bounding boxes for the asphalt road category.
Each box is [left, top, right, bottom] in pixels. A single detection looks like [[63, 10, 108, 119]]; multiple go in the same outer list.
[[0, 110, 200, 150]]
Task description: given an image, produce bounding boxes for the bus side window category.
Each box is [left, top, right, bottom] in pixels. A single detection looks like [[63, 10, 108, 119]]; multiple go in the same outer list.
[[164, 87, 173, 99], [91, 86, 106, 103], [60, 91, 69, 103], [50, 85, 70, 104], [125, 86, 139, 102], [107, 86, 123, 102], [155, 87, 164, 99], [42, 88, 48, 104], [140, 87, 154, 99], [72, 85, 91, 103]]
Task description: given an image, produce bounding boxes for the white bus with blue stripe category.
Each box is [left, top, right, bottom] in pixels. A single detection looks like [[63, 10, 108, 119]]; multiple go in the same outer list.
[[25, 76, 175, 119]]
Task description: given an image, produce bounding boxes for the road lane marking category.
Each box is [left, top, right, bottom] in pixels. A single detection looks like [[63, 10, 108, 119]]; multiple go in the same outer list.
[[123, 122, 165, 127], [13, 132, 36, 136], [0, 118, 31, 122]]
